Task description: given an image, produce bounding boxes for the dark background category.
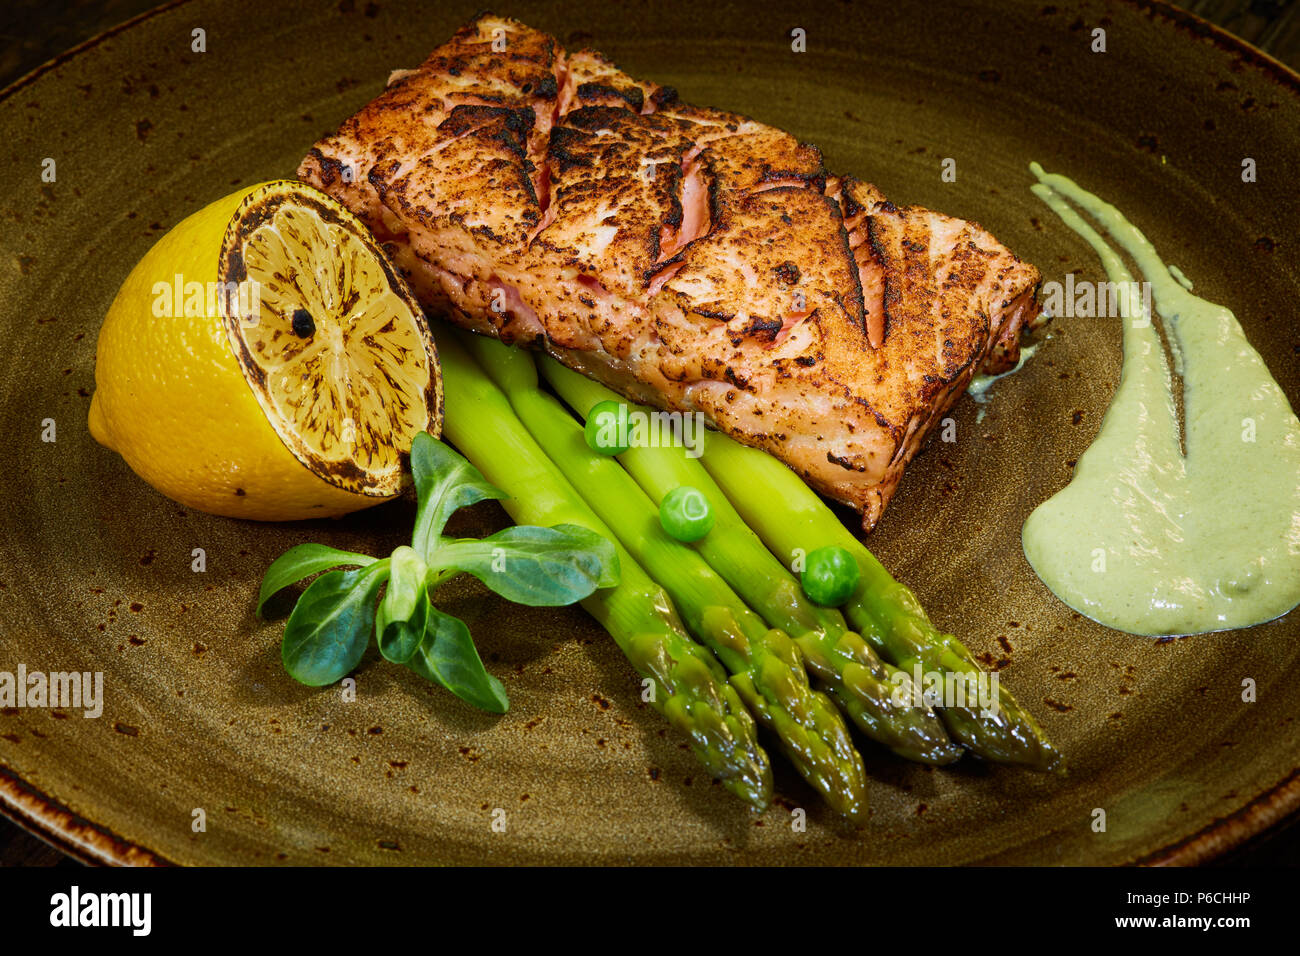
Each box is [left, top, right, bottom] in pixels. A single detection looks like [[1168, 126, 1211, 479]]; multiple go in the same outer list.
[[1, 0, 1297, 867]]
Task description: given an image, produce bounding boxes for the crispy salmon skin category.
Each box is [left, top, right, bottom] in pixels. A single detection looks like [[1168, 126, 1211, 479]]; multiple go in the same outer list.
[[299, 12, 1041, 530]]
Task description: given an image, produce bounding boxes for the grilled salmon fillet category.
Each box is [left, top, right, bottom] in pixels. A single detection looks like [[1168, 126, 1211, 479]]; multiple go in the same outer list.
[[299, 12, 1041, 530]]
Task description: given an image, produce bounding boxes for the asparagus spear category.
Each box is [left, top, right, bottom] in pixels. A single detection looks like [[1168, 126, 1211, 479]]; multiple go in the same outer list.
[[695, 430, 1064, 772], [435, 334, 773, 808], [462, 331, 869, 820], [540, 357, 962, 765]]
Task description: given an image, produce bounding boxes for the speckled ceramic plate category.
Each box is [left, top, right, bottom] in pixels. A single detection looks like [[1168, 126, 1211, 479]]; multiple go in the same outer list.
[[1, 0, 1297, 865]]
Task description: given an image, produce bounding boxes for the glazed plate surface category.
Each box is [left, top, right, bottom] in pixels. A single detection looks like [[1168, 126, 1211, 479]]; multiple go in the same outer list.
[[0, 0, 1297, 864]]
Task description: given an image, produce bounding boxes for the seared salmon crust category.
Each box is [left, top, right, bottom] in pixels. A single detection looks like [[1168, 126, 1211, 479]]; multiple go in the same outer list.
[[299, 12, 1041, 530]]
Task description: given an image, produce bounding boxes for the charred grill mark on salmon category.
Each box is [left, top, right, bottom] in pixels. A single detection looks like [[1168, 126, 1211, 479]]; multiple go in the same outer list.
[[299, 12, 1042, 530]]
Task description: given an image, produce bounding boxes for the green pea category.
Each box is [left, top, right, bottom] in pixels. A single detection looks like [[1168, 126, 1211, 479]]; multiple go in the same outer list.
[[801, 546, 860, 606], [659, 486, 715, 542], [584, 399, 631, 456]]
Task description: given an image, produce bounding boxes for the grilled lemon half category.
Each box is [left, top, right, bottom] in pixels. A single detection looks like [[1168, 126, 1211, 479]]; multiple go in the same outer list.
[[89, 180, 441, 520]]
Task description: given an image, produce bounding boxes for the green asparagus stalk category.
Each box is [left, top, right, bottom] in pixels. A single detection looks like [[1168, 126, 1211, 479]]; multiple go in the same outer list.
[[462, 331, 869, 820], [695, 430, 1064, 772], [540, 357, 962, 766], [435, 334, 773, 808]]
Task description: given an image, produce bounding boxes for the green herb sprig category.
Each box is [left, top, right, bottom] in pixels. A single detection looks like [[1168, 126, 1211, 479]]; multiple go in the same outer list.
[[257, 432, 619, 712]]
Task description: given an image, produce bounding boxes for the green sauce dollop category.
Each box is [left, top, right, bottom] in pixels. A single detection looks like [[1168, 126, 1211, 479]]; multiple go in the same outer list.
[[1022, 163, 1300, 636]]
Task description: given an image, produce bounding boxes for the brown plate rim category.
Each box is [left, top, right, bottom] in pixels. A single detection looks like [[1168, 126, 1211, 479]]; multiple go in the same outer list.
[[1, 0, 1297, 867]]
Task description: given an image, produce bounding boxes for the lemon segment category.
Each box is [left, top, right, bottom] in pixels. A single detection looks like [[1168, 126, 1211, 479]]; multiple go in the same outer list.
[[220, 184, 440, 499], [89, 180, 442, 521]]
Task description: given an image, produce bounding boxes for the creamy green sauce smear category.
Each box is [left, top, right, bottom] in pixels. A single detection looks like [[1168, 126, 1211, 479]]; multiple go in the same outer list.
[[970, 342, 1039, 425], [1022, 163, 1300, 636]]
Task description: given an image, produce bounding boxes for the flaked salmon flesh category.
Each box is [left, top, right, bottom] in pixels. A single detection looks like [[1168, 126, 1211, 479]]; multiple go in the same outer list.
[[299, 12, 1042, 530]]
